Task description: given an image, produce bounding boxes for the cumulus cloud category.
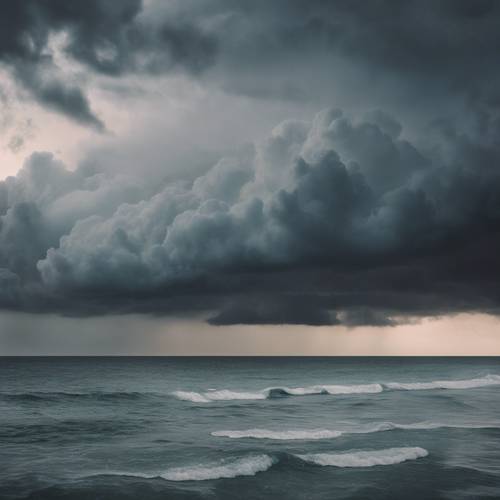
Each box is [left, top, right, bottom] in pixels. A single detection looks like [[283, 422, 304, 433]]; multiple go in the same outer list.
[[0, 106, 499, 325]]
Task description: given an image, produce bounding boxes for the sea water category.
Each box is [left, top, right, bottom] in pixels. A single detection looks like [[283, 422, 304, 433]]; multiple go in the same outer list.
[[1, 357, 499, 499]]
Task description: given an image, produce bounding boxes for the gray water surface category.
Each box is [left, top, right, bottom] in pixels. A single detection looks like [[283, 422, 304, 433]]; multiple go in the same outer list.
[[1, 357, 500, 499]]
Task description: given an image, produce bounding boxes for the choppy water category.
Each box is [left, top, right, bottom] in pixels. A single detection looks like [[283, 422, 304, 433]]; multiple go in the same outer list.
[[1, 357, 500, 499]]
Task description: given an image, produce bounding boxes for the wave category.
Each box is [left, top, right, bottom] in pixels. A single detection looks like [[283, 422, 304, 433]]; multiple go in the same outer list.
[[212, 429, 342, 440], [384, 374, 500, 391], [95, 447, 425, 481], [296, 447, 428, 467], [212, 421, 500, 441], [266, 384, 383, 397], [161, 455, 275, 481], [172, 383, 382, 403], [172, 390, 266, 403], [354, 420, 500, 434], [100, 455, 275, 482], [173, 374, 500, 403]]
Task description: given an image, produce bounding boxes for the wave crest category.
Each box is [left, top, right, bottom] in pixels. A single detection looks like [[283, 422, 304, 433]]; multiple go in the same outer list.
[[172, 390, 265, 403], [266, 384, 383, 397], [212, 429, 342, 440], [211, 421, 500, 441], [173, 374, 500, 403], [296, 447, 428, 467], [385, 374, 500, 391], [172, 383, 383, 403], [161, 455, 275, 481]]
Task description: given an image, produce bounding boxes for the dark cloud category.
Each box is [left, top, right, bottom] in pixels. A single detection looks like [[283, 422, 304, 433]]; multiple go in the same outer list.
[[4, 0, 500, 127], [0, 106, 499, 325], [2, 1, 500, 326], [208, 296, 340, 326], [14, 64, 105, 131], [0, 0, 217, 128]]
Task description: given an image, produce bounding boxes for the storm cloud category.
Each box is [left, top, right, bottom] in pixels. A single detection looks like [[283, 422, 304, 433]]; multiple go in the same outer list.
[[1, 1, 500, 326], [2, 0, 500, 129], [0, 105, 498, 325], [0, 0, 216, 128]]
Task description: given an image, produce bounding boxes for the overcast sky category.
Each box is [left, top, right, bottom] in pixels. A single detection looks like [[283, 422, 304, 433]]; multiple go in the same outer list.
[[1, 0, 500, 354]]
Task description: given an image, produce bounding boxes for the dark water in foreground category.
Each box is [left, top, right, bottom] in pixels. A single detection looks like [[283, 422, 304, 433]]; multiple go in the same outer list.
[[1, 357, 500, 499]]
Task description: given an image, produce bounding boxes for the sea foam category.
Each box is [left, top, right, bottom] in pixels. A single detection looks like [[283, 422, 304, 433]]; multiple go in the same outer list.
[[172, 390, 266, 403], [211, 421, 500, 441], [296, 447, 428, 467], [173, 374, 500, 403], [160, 455, 275, 481], [265, 384, 383, 397], [212, 429, 342, 440], [97, 454, 275, 482], [172, 383, 382, 403], [384, 374, 500, 391]]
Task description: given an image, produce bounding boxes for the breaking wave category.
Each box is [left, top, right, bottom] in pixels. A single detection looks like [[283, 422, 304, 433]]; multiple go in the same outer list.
[[100, 455, 275, 482], [172, 383, 382, 403], [295, 447, 428, 467], [96, 447, 427, 481], [266, 384, 383, 397], [173, 374, 500, 403], [172, 390, 266, 403], [212, 421, 500, 441], [212, 429, 343, 440], [384, 374, 500, 391]]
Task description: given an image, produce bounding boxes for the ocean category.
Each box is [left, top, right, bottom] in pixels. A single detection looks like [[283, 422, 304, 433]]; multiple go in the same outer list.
[[1, 357, 500, 499]]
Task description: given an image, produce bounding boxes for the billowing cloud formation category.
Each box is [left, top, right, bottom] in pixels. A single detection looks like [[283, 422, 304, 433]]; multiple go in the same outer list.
[[2, 0, 500, 130], [1, 107, 499, 324]]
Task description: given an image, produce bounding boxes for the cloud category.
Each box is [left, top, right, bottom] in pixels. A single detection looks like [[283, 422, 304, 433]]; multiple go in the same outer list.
[[0, 106, 498, 325], [0, 0, 217, 129], [4, 0, 500, 130], [208, 296, 340, 326]]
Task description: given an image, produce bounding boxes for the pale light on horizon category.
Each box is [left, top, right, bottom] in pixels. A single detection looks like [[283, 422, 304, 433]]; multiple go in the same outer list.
[[0, 312, 498, 356]]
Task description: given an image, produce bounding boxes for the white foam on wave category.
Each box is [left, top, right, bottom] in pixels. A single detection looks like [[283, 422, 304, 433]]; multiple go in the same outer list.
[[160, 455, 275, 481], [173, 374, 500, 403], [322, 383, 383, 394], [202, 390, 267, 401], [353, 420, 500, 434], [172, 383, 381, 402], [384, 374, 500, 391], [172, 391, 210, 403], [211, 421, 500, 441], [94, 455, 275, 482], [296, 447, 428, 467], [212, 428, 342, 440], [266, 383, 383, 396], [172, 390, 265, 403]]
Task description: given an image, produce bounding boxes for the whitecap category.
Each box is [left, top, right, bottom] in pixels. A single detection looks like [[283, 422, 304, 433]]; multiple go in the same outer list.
[[296, 447, 428, 467], [212, 428, 342, 440], [351, 421, 500, 434], [384, 374, 500, 391], [211, 421, 500, 441], [173, 374, 500, 403], [264, 383, 383, 397], [201, 390, 266, 401], [160, 455, 275, 481], [172, 391, 210, 403], [172, 389, 266, 403]]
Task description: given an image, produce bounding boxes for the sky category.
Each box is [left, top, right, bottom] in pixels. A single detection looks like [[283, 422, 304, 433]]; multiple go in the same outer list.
[[0, 0, 500, 355]]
